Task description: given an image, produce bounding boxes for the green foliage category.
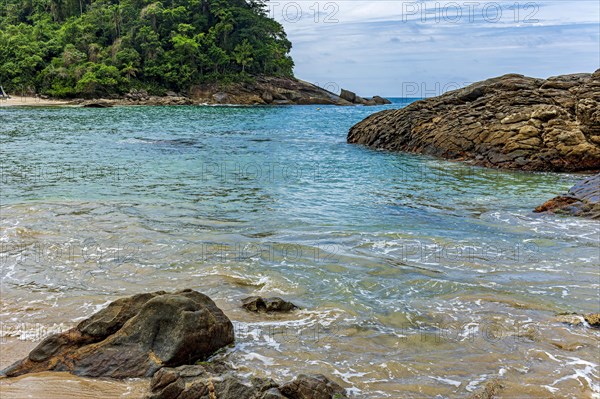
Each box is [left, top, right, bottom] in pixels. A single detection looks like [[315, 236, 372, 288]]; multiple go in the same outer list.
[[0, 0, 294, 97]]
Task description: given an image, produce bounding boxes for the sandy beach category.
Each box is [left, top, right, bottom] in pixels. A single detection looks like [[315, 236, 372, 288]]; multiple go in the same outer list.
[[0, 96, 71, 107]]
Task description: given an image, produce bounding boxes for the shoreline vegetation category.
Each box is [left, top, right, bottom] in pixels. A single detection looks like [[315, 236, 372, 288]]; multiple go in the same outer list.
[[0, 0, 295, 98], [0, 0, 389, 106]]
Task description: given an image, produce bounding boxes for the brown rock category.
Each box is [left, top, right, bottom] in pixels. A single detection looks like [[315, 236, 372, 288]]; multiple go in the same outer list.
[[213, 92, 230, 104], [584, 313, 600, 327], [534, 196, 580, 213], [190, 77, 354, 106], [82, 100, 113, 108], [554, 314, 585, 326], [340, 89, 356, 103], [242, 296, 298, 313], [372, 95, 391, 105], [1, 290, 234, 378], [534, 174, 600, 218], [469, 379, 503, 399], [348, 70, 600, 172], [279, 374, 347, 399], [146, 365, 346, 399], [262, 91, 274, 103]]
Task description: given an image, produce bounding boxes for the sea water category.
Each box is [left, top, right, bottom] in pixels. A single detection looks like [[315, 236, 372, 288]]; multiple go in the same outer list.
[[0, 101, 598, 398]]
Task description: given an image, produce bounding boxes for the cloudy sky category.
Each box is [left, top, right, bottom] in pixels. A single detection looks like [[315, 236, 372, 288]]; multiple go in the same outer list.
[[267, 0, 600, 97]]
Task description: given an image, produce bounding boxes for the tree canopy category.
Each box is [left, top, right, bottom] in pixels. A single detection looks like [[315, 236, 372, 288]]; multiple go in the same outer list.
[[0, 0, 295, 97]]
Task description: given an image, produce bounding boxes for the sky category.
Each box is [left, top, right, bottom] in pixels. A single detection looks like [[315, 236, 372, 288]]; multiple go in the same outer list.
[[266, 0, 600, 97]]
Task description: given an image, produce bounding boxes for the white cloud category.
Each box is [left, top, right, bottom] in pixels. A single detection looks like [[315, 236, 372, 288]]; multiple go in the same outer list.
[[267, 1, 600, 96]]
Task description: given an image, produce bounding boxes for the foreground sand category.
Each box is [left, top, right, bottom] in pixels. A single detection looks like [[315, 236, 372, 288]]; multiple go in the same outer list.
[[0, 96, 71, 107], [0, 338, 147, 398]]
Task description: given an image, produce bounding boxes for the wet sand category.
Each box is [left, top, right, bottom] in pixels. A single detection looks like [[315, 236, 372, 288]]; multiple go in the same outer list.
[[0, 338, 148, 399]]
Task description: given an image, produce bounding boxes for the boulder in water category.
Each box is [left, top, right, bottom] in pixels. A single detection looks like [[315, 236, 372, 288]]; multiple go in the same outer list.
[[242, 296, 298, 313], [1, 289, 234, 378]]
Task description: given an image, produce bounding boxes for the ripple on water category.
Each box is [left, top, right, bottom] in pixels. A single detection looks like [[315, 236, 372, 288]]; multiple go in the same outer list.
[[1, 105, 599, 397]]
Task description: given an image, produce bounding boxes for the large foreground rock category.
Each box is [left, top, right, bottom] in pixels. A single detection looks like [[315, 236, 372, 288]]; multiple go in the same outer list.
[[535, 174, 600, 218], [146, 363, 347, 399], [1, 289, 234, 378], [348, 70, 600, 172]]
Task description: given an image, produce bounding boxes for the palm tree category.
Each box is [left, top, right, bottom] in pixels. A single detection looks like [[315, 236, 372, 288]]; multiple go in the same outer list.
[[121, 62, 138, 80]]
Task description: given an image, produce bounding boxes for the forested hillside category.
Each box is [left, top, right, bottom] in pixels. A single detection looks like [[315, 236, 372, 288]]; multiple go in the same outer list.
[[0, 0, 294, 97]]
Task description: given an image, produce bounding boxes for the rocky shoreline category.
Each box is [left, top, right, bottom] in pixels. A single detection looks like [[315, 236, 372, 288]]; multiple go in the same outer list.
[[348, 70, 600, 172], [2, 289, 598, 398], [0, 289, 348, 399], [25, 76, 390, 108]]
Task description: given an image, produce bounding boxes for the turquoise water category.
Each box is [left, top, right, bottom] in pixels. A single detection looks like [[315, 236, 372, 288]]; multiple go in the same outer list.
[[1, 102, 599, 397]]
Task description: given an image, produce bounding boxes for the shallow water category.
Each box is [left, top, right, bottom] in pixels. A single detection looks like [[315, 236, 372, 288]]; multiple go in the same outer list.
[[0, 102, 599, 398]]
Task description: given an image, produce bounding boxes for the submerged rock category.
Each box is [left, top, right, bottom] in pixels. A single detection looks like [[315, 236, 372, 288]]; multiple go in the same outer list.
[[584, 313, 600, 327], [554, 312, 600, 328], [242, 296, 298, 313], [280, 374, 347, 399], [348, 70, 600, 172], [1, 289, 234, 378], [469, 379, 503, 399], [146, 365, 347, 399], [553, 314, 586, 326], [535, 174, 600, 218]]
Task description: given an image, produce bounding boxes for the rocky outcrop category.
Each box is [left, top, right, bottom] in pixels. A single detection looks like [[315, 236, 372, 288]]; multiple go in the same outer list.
[[372, 96, 391, 105], [146, 364, 348, 399], [1, 290, 234, 378], [348, 70, 600, 172], [242, 296, 298, 313], [340, 89, 356, 103], [340, 88, 392, 106], [191, 78, 388, 106], [535, 174, 599, 218], [72, 94, 194, 106], [67, 78, 391, 107], [191, 77, 346, 106]]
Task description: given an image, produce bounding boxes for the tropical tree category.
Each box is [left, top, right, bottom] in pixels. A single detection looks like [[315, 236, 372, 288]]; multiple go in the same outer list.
[[233, 39, 253, 73]]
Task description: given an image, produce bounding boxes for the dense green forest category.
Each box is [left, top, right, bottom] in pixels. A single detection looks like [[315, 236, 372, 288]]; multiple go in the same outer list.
[[0, 0, 294, 97]]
